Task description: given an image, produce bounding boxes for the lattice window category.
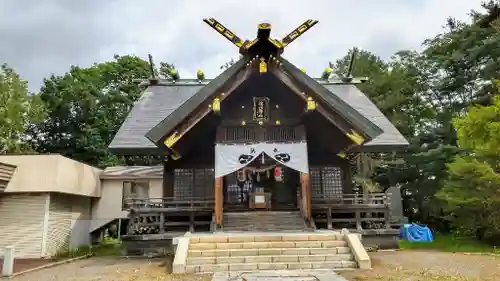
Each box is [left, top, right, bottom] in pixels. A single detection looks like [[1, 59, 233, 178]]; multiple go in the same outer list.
[[174, 168, 215, 199], [310, 167, 323, 198], [193, 168, 215, 197], [310, 166, 343, 199], [174, 169, 194, 198], [321, 167, 343, 198], [223, 127, 256, 142], [264, 126, 299, 142]]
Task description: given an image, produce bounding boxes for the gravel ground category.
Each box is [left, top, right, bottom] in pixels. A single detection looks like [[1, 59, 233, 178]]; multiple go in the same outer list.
[[340, 250, 500, 281], [9, 257, 212, 281], [8, 251, 500, 281]]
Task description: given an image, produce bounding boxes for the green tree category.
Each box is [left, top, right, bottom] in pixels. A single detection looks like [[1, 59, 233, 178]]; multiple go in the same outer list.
[[0, 64, 45, 154], [27, 55, 173, 167], [438, 89, 500, 241]]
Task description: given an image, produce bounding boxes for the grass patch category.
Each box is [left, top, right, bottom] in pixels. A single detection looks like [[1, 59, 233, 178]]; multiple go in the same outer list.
[[51, 237, 123, 261], [398, 233, 500, 254]]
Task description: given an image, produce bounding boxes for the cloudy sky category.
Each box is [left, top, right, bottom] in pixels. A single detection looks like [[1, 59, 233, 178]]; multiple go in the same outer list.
[[0, 0, 485, 91]]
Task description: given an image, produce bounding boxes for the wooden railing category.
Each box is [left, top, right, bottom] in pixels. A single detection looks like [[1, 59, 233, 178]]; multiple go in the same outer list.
[[125, 197, 215, 235], [311, 193, 392, 230], [124, 197, 215, 212], [311, 193, 389, 207]]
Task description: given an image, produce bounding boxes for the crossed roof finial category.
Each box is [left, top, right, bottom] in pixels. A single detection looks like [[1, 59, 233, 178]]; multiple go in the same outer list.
[[203, 18, 318, 60]]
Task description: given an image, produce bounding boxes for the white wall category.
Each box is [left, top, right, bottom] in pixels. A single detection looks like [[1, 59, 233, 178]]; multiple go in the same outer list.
[[0, 155, 102, 197], [90, 178, 163, 232]]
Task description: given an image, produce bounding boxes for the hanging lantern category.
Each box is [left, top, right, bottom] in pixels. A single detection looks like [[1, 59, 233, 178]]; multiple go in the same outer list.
[[237, 169, 246, 182], [274, 167, 283, 182]]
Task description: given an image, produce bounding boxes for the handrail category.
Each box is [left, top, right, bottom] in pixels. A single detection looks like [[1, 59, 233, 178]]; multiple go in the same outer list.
[[124, 197, 215, 210], [311, 193, 390, 207]]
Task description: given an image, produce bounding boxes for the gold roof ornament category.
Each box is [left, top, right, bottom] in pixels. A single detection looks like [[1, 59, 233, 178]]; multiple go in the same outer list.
[[212, 97, 221, 113], [259, 58, 267, 73], [306, 96, 317, 111], [346, 130, 365, 145], [164, 131, 182, 148], [203, 18, 318, 60], [196, 69, 205, 80]]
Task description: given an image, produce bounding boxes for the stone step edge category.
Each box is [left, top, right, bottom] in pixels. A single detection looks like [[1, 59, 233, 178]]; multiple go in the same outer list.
[[186, 253, 355, 264], [189, 234, 343, 243], [188, 247, 351, 257], [185, 261, 358, 273], [189, 242, 347, 250]]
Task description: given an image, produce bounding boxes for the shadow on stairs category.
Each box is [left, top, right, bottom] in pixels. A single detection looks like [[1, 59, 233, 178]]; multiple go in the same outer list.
[[222, 211, 312, 232]]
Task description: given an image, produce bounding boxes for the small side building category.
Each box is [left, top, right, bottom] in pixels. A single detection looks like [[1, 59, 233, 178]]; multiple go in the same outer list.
[[90, 166, 164, 236], [0, 155, 101, 259]]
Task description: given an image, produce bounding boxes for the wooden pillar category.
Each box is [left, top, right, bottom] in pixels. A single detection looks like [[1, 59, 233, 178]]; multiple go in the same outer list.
[[215, 176, 223, 228], [159, 212, 165, 233], [300, 173, 311, 221], [163, 163, 174, 197]]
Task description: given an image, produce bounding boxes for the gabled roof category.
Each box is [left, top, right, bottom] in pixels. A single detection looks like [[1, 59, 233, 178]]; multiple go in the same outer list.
[[279, 58, 382, 139], [145, 59, 247, 144], [109, 83, 205, 154], [109, 77, 408, 154], [144, 58, 386, 150]]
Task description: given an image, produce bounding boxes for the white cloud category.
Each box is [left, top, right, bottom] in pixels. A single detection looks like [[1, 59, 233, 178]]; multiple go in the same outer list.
[[0, 0, 485, 90]]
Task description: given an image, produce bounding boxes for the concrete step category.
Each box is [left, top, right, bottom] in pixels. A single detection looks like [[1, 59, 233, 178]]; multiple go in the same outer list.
[[185, 260, 358, 273], [189, 240, 347, 250], [188, 247, 350, 257], [186, 253, 354, 265], [176, 232, 366, 273]]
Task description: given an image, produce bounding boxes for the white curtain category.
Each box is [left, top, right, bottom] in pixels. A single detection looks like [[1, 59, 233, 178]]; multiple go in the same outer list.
[[215, 142, 309, 177]]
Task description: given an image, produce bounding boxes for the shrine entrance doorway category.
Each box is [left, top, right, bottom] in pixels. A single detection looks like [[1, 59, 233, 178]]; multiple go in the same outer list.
[[215, 142, 309, 214], [223, 154, 300, 211]]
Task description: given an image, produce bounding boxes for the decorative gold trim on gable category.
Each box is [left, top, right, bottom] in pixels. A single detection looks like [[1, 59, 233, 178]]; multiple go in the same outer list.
[[212, 97, 221, 112], [346, 130, 365, 145], [244, 39, 258, 50], [164, 131, 182, 148], [267, 38, 283, 48], [170, 149, 182, 160], [259, 58, 267, 73], [258, 23, 271, 29], [306, 97, 317, 111]]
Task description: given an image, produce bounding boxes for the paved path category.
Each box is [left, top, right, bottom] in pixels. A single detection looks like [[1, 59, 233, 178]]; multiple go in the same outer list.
[[212, 270, 349, 281]]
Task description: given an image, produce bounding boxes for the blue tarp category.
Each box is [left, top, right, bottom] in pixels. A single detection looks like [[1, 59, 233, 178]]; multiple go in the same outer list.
[[400, 223, 434, 242]]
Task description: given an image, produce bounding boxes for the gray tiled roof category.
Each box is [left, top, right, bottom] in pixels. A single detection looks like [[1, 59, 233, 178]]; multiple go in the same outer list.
[[108, 84, 204, 152], [323, 84, 409, 148], [109, 80, 408, 153], [101, 166, 163, 179]]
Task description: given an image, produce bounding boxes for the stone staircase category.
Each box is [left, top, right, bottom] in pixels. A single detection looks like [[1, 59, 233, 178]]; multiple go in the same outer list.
[[223, 211, 309, 232], [174, 232, 369, 273]]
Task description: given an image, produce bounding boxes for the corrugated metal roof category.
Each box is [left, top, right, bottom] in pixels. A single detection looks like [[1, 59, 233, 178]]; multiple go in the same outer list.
[[109, 75, 408, 153], [101, 166, 163, 179]]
